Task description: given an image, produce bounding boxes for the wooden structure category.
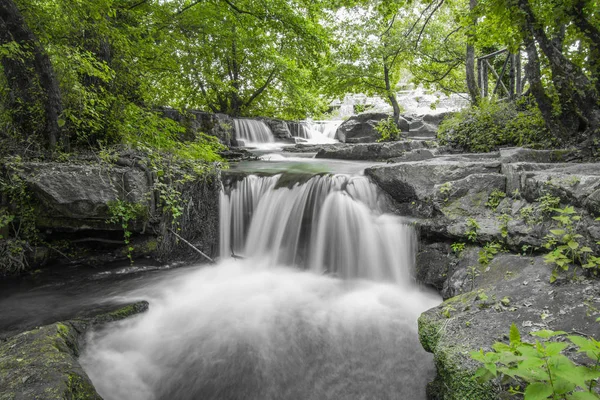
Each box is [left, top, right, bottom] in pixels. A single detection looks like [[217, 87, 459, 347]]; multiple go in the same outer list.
[[477, 49, 525, 101]]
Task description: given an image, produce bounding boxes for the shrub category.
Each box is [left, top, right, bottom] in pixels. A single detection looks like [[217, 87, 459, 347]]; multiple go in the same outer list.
[[376, 117, 401, 142], [438, 98, 552, 152]]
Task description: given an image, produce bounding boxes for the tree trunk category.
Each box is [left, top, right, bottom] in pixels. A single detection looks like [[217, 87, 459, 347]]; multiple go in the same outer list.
[[522, 35, 567, 142], [516, 0, 598, 139], [0, 0, 65, 150], [383, 63, 400, 123], [465, 0, 479, 105]]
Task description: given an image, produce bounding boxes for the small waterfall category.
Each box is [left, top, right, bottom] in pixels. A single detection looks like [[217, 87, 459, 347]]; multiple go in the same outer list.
[[306, 120, 342, 139], [81, 171, 440, 400], [220, 174, 416, 285], [233, 119, 274, 144]]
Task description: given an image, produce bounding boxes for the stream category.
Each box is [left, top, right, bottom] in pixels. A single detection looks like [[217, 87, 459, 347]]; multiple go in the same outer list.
[[1, 139, 442, 399]]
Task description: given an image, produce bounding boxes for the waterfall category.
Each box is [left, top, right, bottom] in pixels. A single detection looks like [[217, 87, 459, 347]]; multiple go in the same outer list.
[[81, 171, 440, 400], [233, 119, 274, 144], [220, 174, 416, 286], [306, 120, 342, 139]]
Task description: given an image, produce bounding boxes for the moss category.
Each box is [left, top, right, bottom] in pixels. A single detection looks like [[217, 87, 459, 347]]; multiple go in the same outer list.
[[91, 300, 149, 325], [66, 373, 100, 400]]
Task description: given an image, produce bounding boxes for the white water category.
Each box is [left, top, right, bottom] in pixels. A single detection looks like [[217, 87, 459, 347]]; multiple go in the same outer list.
[[233, 119, 274, 144], [81, 173, 441, 400], [306, 120, 342, 140]]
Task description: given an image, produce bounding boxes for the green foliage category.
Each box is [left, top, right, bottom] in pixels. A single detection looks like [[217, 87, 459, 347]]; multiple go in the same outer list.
[[479, 242, 503, 266], [107, 200, 148, 263], [498, 213, 512, 239], [471, 324, 600, 399], [0, 157, 39, 275], [537, 193, 562, 215], [467, 265, 480, 290], [376, 117, 402, 142], [466, 217, 480, 242], [439, 182, 453, 203], [543, 206, 595, 282], [451, 241, 466, 255], [486, 189, 506, 211], [438, 99, 552, 153]]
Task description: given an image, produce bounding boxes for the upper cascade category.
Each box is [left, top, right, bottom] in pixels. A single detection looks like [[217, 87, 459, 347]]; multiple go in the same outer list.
[[233, 119, 274, 144], [306, 120, 342, 139], [220, 173, 416, 286]]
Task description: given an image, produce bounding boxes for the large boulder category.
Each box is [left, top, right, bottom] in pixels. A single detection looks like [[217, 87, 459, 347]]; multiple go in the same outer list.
[[315, 140, 433, 161], [365, 160, 501, 203], [336, 113, 408, 143], [418, 254, 600, 399], [260, 118, 292, 139], [0, 301, 148, 400], [19, 162, 151, 230]]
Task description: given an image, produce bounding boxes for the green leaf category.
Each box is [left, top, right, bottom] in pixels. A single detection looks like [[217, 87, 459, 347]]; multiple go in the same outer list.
[[567, 392, 600, 400], [523, 382, 553, 400], [510, 323, 521, 344], [531, 330, 567, 339]]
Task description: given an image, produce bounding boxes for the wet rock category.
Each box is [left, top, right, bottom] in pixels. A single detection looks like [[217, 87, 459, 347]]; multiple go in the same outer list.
[[416, 242, 455, 291], [20, 162, 151, 229], [499, 147, 580, 164], [418, 255, 600, 399], [261, 118, 292, 139], [336, 113, 389, 143], [365, 160, 501, 203], [0, 301, 148, 400], [315, 140, 430, 161]]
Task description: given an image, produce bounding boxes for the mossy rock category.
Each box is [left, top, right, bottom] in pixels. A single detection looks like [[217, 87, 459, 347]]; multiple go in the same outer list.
[[0, 301, 149, 400]]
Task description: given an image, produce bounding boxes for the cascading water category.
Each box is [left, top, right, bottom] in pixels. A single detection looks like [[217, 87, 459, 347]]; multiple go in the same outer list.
[[233, 118, 274, 144], [306, 120, 342, 140], [80, 172, 441, 400]]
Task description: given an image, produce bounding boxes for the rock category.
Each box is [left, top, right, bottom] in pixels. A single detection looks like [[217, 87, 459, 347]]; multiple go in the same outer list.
[[261, 118, 292, 139], [365, 160, 501, 203], [161, 108, 234, 146], [422, 112, 453, 127], [419, 254, 600, 399], [315, 140, 429, 161], [0, 301, 148, 400], [416, 242, 455, 291], [499, 147, 580, 164], [336, 113, 388, 143], [20, 162, 151, 229]]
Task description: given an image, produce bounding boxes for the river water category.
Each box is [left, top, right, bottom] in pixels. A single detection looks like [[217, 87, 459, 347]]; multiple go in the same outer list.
[[1, 143, 441, 399]]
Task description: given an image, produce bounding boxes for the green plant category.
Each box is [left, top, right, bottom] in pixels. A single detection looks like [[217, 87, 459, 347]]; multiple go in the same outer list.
[[376, 117, 401, 142], [486, 189, 506, 211], [537, 193, 561, 215], [479, 242, 503, 266], [466, 218, 480, 242], [438, 99, 552, 153], [451, 241, 466, 255], [107, 200, 148, 263], [498, 213, 512, 239], [471, 324, 600, 399], [520, 206, 538, 226], [466, 265, 480, 290], [543, 206, 593, 282], [439, 182, 453, 203], [441, 304, 456, 318]]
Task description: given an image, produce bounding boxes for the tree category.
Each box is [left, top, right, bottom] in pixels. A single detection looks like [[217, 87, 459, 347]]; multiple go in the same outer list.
[[0, 0, 64, 149]]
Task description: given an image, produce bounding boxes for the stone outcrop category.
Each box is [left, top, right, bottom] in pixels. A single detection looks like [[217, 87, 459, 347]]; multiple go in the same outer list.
[[315, 140, 435, 161], [2, 157, 221, 271], [336, 113, 409, 143], [364, 148, 600, 399], [160, 109, 234, 146], [260, 118, 293, 140], [419, 254, 600, 399], [0, 301, 148, 400]]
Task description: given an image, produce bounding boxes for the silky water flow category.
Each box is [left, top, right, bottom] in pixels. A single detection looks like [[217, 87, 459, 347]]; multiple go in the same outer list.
[[80, 173, 441, 400]]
